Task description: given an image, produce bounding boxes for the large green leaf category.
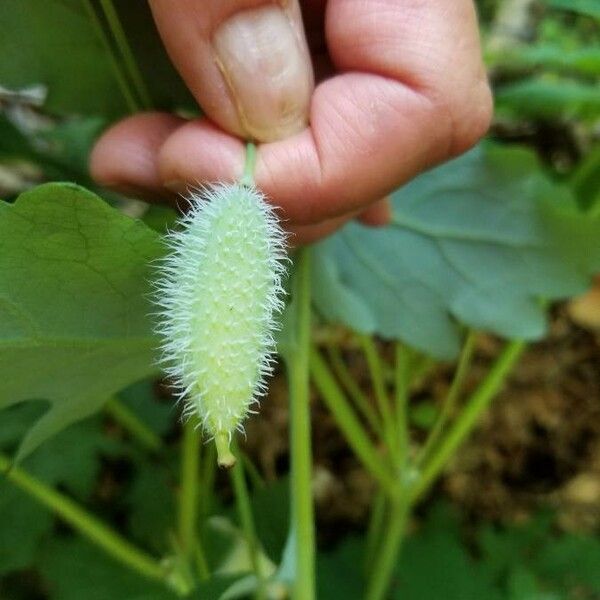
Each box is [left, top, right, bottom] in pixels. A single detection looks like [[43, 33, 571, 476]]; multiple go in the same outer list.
[[0, 1, 191, 117], [39, 536, 238, 600], [394, 505, 503, 600], [479, 510, 600, 597], [126, 460, 176, 554], [39, 538, 178, 600], [317, 537, 365, 599], [0, 404, 122, 575], [0, 183, 162, 460], [312, 144, 600, 358]]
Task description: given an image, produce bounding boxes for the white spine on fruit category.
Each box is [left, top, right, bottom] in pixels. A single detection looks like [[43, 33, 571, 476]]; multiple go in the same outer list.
[[154, 183, 287, 465]]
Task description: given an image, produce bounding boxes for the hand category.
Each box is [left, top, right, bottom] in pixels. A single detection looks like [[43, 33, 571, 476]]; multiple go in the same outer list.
[[90, 0, 492, 244]]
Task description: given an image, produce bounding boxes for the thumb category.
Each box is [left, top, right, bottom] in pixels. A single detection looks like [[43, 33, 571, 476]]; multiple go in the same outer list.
[[149, 0, 314, 142]]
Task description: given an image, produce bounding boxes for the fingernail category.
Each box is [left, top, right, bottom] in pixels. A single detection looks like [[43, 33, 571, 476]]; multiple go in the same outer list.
[[213, 5, 313, 142]]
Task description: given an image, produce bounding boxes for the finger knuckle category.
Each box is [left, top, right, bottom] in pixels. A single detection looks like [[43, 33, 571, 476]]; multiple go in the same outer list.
[[444, 77, 494, 156]]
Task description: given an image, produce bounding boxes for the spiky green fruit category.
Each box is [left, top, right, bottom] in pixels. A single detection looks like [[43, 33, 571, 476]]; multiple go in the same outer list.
[[155, 183, 287, 467]]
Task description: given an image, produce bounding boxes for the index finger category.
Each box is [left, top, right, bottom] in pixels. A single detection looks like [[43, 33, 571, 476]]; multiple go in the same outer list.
[[92, 0, 492, 225]]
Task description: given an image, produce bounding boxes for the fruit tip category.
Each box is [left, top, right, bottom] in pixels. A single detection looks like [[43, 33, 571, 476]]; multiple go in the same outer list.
[[215, 431, 236, 469]]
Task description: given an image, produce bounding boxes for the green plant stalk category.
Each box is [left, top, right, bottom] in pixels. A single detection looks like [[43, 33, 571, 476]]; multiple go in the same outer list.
[[411, 339, 526, 502], [364, 490, 386, 574], [104, 397, 162, 452], [194, 544, 210, 583], [364, 344, 414, 600], [178, 419, 202, 564], [289, 248, 316, 600], [364, 339, 525, 600], [0, 453, 164, 582], [82, 0, 139, 113], [357, 334, 397, 454], [417, 330, 476, 467], [325, 344, 383, 437], [398, 345, 436, 388], [230, 446, 266, 600], [364, 497, 410, 600], [242, 452, 266, 490], [393, 342, 410, 468], [241, 142, 257, 187], [310, 348, 399, 499], [98, 0, 152, 109]]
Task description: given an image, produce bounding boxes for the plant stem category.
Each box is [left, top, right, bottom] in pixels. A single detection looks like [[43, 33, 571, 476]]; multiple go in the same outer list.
[[393, 343, 410, 468], [104, 397, 162, 452], [242, 452, 266, 490], [288, 248, 316, 600], [411, 339, 526, 503], [364, 497, 410, 600], [417, 331, 476, 467], [310, 348, 398, 499], [0, 453, 164, 582], [178, 419, 201, 562], [230, 445, 266, 600], [194, 544, 210, 583], [364, 490, 386, 574], [357, 334, 397, 453], [325, 344, 383, 437], [82, 0, 139, 113], [98, 0, 152, 109], [364, 339, 525, 600], [241, 142, 257, 187]]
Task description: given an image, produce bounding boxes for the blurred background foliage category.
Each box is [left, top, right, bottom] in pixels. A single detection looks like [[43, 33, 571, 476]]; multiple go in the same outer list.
[[0, 1, 599, 599]]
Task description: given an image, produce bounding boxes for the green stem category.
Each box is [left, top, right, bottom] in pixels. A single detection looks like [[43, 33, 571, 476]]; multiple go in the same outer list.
[[0, 453, 164, 582], [178, 419, 201, 562], [325, 345, 383, 437], [358, 335, 396, 454], [288, 248, 316, 600], [364, 339, 525, 600], [310, 348, 398, 499], [230, 445, 266, 600], [83, 0, 139, 113], [242, 453, 266, 490], [98, 0, 152, 109], [241, 142, 257, 187], [104, 397, 162, 452], [194, 544, 210, 583], [393, 343, 410, 469], [364, 497, 410, 600], [411, 339, 526, 503], [411, 354, 436, 389], [364, 490, 386, 574], [417, 331, 476, 467]]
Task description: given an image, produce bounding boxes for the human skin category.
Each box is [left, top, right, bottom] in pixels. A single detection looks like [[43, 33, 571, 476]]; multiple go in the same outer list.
[[90, 0, 493, 244]]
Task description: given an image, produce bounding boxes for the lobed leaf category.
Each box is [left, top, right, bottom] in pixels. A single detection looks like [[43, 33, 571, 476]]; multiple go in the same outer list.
[[0, 182, 162, 460], [312, 144, 600, 358]]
